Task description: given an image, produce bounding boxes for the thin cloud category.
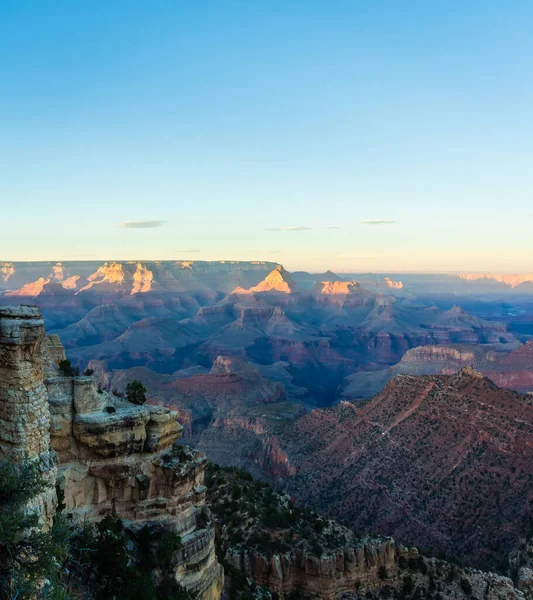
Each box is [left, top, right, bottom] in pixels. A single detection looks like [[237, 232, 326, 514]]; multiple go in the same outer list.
[[266, 226, 311, 231], [334, 253, 386, 259], [266, 226, 339, 231], [118, 220, 169, 229], [360, 219, 395, 225]]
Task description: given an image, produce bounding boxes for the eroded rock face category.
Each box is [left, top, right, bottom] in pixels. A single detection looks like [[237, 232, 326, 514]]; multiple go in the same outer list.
[[0, 305, 223, 599], [209, 465, 524, 600], [43, 353, 223, 598], [226, 539, 397, 598], [0, 306, 57, 525]]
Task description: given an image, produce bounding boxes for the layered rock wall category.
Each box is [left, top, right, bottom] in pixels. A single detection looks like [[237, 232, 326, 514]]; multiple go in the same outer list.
[[0, 306, 57, 525], [43, 345, 223, 598], [0, 305, 223, 599]]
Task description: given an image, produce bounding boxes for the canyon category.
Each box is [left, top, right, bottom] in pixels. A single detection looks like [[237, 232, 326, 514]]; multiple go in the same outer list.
[[1, 261, 518, 410], [3, 260, 533, 594], [2, 304, 530, 599]]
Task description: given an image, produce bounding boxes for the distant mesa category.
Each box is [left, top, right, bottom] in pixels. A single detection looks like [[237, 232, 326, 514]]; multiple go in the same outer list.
[[458, 273, 533, 288], [5, 262, 76, 297], [313, 280, 365, 295], [6, 276, 50, 297], [76, 262, 128, 293], [232, 265, 299, 294], [384, 276, 403, 289]]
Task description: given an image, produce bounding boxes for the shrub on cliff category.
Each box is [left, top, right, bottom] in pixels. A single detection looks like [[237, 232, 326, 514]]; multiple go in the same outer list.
[[125, 380, 147, 405], [66, 516, 193, 600], [58, 359, 74, 377], [0, 460, 69, 600]]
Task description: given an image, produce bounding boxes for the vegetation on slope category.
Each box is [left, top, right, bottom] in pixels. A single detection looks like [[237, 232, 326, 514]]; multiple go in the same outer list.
[[0, 460, 196, 600], [205, 462, 356, 558], [205, 463, 524, 600], [0, 461, 69, 600]]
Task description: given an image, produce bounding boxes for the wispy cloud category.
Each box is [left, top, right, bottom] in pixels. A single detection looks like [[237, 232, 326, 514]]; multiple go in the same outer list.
[[360, 219, 395, 225], [118, 220, 169, 229], [266, 226, 310, 231], [334, 253, 386, 259], [266, 226, 339, 231]]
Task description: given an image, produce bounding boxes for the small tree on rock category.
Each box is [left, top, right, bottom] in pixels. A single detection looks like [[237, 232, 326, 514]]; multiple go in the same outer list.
[[58, 359, 74, 377], [125, 380, 147, 405]]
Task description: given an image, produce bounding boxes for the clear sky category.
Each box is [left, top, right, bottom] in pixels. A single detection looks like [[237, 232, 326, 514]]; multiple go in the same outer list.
[[1, 1, 532, 272]]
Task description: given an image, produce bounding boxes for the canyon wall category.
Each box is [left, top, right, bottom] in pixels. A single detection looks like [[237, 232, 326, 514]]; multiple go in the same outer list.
[[0, 306, 223, 599], [0, 306, 57, 526]]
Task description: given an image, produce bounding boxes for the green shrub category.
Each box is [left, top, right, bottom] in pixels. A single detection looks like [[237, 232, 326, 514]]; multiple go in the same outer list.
[[0, 460, 69, 599], [125, 380, 147, 405], [58, 359, 74, 377]]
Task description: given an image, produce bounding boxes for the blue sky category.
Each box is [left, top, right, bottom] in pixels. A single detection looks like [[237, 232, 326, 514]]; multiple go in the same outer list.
[[1, 1, 532, 272]]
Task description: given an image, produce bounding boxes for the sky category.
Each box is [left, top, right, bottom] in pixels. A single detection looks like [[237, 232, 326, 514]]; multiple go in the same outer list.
[[1, 1, 532, 273]]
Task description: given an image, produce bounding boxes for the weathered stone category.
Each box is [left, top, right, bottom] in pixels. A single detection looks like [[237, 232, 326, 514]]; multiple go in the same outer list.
[[0, 306, 57, 526], [0, 306, 223, 599]]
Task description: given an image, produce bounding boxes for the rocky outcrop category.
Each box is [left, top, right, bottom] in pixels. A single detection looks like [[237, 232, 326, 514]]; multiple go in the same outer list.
[[226, 538, 398, 598], [208, 466, 524, 600], [232, 266, 300, 295], [384, 276, 403, 289], [0, 305, 223, 599], [0, 306, 58, 526], [44, 354, 223, 598], [341, 341, 533, 400], [226, 544, 522, 599]]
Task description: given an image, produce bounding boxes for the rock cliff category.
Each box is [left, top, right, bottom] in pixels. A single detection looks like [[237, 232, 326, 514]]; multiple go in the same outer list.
[[341, 341, 533, 400], [0, 305, 223, 599], [0, 306, 57, 526]]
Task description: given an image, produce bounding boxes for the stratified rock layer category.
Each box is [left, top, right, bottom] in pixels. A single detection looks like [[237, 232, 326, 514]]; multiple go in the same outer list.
[[0, 305, 223, 599], [0, 306, 57, 525]]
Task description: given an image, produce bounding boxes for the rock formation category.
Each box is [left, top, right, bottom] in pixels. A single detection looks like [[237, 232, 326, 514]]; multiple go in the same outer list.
[[0, 305, 223, 599], [280, 369, 533, 570], [232, 265, 300, 295], [0, 306, 57, 526], [0, 260, 279, 297], [341, 341, 533, 400], [208, 465, 524, 600]]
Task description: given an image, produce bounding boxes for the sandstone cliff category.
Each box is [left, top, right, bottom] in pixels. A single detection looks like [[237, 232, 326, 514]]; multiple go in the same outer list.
[[0, 306, 223, 599], [0, 306, 57, 527]]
